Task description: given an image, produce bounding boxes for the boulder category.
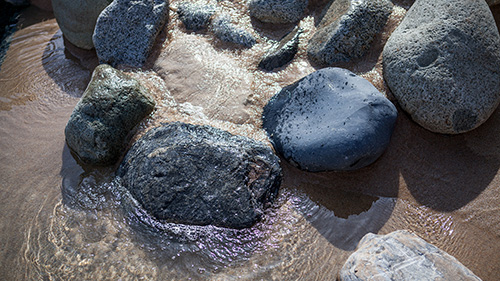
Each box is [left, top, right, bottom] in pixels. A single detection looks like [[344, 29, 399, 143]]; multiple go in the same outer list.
[[93, 0, 169, 67], [383, 0, 500, 134], [262, 67, 397, 172], [52, 0, 112, 49], [249, 0, 308, 24], [176, 2, 215, 31], [259, 26, 301, 71], [339, 230, 482, 281], [117, 122, 282, 229], [307, 0, 392, 66], [65, 64, 155, 165], [210, 15, 256, 48]]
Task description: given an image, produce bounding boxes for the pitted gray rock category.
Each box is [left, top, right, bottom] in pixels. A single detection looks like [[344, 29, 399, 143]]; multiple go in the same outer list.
[[249, 0, 308, 24], [259, 26, 301, 71], [177, 2, 215, 31], [210, 15, 256, 48]]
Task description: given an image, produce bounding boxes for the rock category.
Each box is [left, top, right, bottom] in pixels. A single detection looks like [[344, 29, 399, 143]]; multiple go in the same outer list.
[[259, 26, 301, 71], [177, 2, 215, 31], [339, 230, 482, 281], [65, 64, 155, 165], [487, 0, 500, 6], [262, 67, 397, 172], [52, 0, 112, 50], [93, 0, 169, 67], [307, 0, 392, 66], [383, 0, 500, 134], [117, 122, 282, 229], [249, 0, 308, 24], [210, 15, 256, 48]]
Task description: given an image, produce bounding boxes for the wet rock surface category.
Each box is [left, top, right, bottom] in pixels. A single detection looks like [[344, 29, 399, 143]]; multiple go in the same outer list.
[[210, 14, 256, 48], [93, 0, 169, 67], [52, 0, 112, 49], [340, 230, 482, 281], [249, 0, 308, 24], [259, 26, 301, 71], [307, 0, 392, 66], [117, 122, 282, 229], [176, 2, 215, 31], [65, 64, 155, 165], [383, 0, 500, 134], [262, 67, 397, 172]]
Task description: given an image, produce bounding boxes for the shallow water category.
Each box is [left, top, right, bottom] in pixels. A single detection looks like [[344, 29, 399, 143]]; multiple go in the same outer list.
[[1, 2, 500, 280]]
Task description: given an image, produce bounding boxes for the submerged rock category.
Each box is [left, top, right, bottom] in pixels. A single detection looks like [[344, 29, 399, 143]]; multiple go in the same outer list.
[[117, 122, 282, 229], [340, 230, 482, 281], [177, 2, 215, 31], [210, 15, 256, 48], [65, 64, 155, 165], [52, 0, 112, 49], [307, 0, 392, 65], [262, 67, 397, 172], [249, 0, 308, 24], [93, 0, 169, 67], [259, 26, 301, 71], [383, 0, 500, 134]]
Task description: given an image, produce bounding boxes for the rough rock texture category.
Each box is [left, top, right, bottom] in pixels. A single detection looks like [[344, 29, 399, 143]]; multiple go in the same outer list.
[[117, 122, 282, 229], [249, 0, 308, 24], [383, 0, 500, 134], [52, 0, 112, 49], [93, 0, 169, 67], [65, 64, 155, 165], [210, 15, 256, 48], [307, 0, 392, 66], [340, 230, 482, 281], [262, 67, 397, 172], [259, 26, 301, 71], [177, 2, 215, 31]]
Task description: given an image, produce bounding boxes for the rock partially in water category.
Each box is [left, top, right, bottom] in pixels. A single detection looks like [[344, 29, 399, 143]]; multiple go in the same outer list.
[[65, 64, 155, 165], [93, 0, 169, 67], [210, 15, 256, 48], [339, 230, 482, 281], [383, 0, 500, 134], [258, 26, 301, 71], [307, 0, 392, 66], [262, 67, 397, 172], [177, 2, 215, 31], [249, 0, 308, 24], [117, 122, 282, 229], [52, 0, 112, 49]]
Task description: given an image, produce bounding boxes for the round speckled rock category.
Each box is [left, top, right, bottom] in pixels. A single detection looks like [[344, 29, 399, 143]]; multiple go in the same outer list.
[[177, 2, 215, 31], [383, 0, 500, 134], [249, 0, 308, 24], [262, 67, 397, 172]]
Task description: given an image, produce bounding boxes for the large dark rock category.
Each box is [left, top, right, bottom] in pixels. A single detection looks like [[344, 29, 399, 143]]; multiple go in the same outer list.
[[65, 64, 155, 165], [259, 26, 301, 71], [93, 0, 169, 67], [210, 15, 256, 48], [249, 0, 308, 24], [262, 67, 397, 172], [383, 0, 500, 134], [117, 122, 282, 229], [307, 0, 392, 65], [177, 2, 215, 31]]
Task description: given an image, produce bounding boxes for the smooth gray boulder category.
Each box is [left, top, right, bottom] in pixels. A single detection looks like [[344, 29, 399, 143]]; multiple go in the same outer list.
[[210, 15, 256, 48], [117, 122, 282, 229], [52, 0, 112, 50], [249, 0, 308, 24], [259, 26, 301, 71], [307, 0, 392, 66], [383, 0, 500, 134], [262, 67, 397, 172], [93, 0, 169, 67], [340, 230, 482, 281], [177, 2, 215, 31], [65, 64, 155, 165]]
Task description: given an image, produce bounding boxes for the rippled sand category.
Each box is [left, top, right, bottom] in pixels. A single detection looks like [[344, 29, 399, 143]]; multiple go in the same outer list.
[[1, 1, 500, 280]]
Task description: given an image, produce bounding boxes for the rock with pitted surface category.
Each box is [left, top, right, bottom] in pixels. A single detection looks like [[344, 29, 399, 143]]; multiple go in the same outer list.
[[339, 230, 482, 281], [307, 0, 392, 66], [177, 2, 215, 31], [383, 0, 500, 134], [93, 0, 169, 67], [262, 67, 397, 172], [249, 0, 308, 24], [65, 64, 155, 165], [210, 15, 256, 48], [117, 122, 282, 229], [259, 26, 301, 71], [52, 0, 112, 49]]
